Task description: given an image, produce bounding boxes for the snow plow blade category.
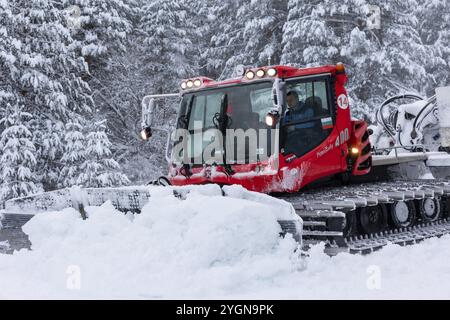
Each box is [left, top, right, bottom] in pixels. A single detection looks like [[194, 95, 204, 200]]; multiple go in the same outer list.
[[0, 186, 302, 244]]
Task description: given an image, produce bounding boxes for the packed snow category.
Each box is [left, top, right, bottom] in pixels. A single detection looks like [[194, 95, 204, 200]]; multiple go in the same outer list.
[[1, 184, 450, 299]]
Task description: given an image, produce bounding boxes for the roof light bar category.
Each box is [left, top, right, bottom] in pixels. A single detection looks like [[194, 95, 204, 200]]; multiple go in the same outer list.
[[244, 67, 278, 80]]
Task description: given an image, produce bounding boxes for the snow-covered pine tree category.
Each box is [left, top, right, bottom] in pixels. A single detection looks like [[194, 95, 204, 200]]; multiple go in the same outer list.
[[62, 0, 134, 73], [4, 0, 94, 190], [377, 0, 431, 96], [138, 0, 197, 133], [0, 104, 38, 201], [281, 0, 338, 67], [189, 0, 214, 77], [416, 0, 450, 94], [207, 0, 287, 78], [203, 0, 245, 79], [281, 0, 432, 120], [0, 0, 23, 120], [0, 0, 13, 82], [337, 1, 390, 120], [0, 0, 15, 123], [122, 0, 198, 182], [238, 0, 287, 67], [66, 1, 143, 183], [58, 121, 86, 188], [139, 0, 197, 92], [77, 120, 129, 187]]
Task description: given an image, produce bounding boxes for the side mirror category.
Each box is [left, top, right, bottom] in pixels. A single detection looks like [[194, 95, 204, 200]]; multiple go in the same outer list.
[[141, 97, 155, 141], [140, 127, 152, 140]]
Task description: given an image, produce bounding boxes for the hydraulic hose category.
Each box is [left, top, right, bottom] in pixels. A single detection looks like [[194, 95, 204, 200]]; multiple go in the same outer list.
[[411, 96, 437, 139], [376, 94, 424, 139]]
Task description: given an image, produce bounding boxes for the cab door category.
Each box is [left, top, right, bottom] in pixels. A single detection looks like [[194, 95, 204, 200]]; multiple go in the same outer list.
[[280, 75, 342, 188]]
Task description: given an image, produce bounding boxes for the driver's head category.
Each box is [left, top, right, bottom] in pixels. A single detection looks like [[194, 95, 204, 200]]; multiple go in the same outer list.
[[287, 91, 299, 109]]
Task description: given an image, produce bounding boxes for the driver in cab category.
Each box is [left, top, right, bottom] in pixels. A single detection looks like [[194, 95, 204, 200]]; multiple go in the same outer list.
[[283, 91, 315, 129]]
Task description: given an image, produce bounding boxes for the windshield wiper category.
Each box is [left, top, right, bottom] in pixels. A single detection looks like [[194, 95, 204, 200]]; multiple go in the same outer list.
[[178, 96, 194, 176], [216, 93, 233, 175]]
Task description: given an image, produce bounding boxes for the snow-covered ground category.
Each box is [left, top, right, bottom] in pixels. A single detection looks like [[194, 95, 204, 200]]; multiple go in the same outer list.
[[1, 184, 450, 299]]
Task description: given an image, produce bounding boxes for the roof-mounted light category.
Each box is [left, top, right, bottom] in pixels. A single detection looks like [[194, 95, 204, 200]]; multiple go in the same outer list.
[[256, 69, 265, 78], [193, 79, 202, 87], [181, 81, 187, 89], [186, 80, 194, 88], [245, 70, 255, 80], [336, 62, 345, 74], [267, 68, 277, 77]]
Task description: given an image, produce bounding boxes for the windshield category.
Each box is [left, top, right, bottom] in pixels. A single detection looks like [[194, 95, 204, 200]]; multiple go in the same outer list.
[[174, 81, 276, 165]]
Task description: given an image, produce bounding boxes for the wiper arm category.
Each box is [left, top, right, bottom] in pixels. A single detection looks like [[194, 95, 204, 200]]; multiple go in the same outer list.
[[182, 96, 195, 129], [217, 93, 233, 175], [218, 93, 229, 132], [178, 96, 194, 176]]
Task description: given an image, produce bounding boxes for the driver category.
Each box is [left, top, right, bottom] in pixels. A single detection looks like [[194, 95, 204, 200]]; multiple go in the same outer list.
[[287, 90, 304, 110], [283, 91, 314, 128]]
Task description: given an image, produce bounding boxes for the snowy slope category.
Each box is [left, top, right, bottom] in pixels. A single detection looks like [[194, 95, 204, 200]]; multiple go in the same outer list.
[[1, 185, 450, 299]]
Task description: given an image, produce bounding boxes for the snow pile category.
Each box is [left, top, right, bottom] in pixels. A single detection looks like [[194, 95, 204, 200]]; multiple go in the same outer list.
[[0, 185, 301, 299], [1, 184, 450, 299]]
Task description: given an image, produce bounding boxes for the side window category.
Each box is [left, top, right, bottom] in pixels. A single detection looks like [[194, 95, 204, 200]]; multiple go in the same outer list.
[[204, 93, 222, 129], [250, 86, 272, 123], [185, 93, 224, 163], [284, 80, 330, 124], [176, 96, 190, 129], [188, 93, 223, 130], [312, 81, 330, 117]]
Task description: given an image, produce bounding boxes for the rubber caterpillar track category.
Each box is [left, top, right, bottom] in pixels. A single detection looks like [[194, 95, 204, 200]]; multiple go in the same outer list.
[[279, 179, 450, 254], [344, 219, 450, 254]]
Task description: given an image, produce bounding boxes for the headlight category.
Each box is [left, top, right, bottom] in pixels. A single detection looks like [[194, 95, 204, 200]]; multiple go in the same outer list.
[[193, 79, 202, 87], [350, 147, 359, 155], [256, 69, 265, 78], [186, 80, 194, 88], [245, 70, 255, 80], [265, 112, 278, 127], [267, 68, 277, 77]]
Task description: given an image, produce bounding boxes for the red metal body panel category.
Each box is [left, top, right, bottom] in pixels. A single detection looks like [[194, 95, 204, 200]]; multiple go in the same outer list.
[[349, 120, 372, 175], [170, 65, 371, 193]]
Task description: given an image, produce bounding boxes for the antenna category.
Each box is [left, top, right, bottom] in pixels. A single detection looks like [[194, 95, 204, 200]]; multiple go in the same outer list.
[[268, 56, 271, 66]]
